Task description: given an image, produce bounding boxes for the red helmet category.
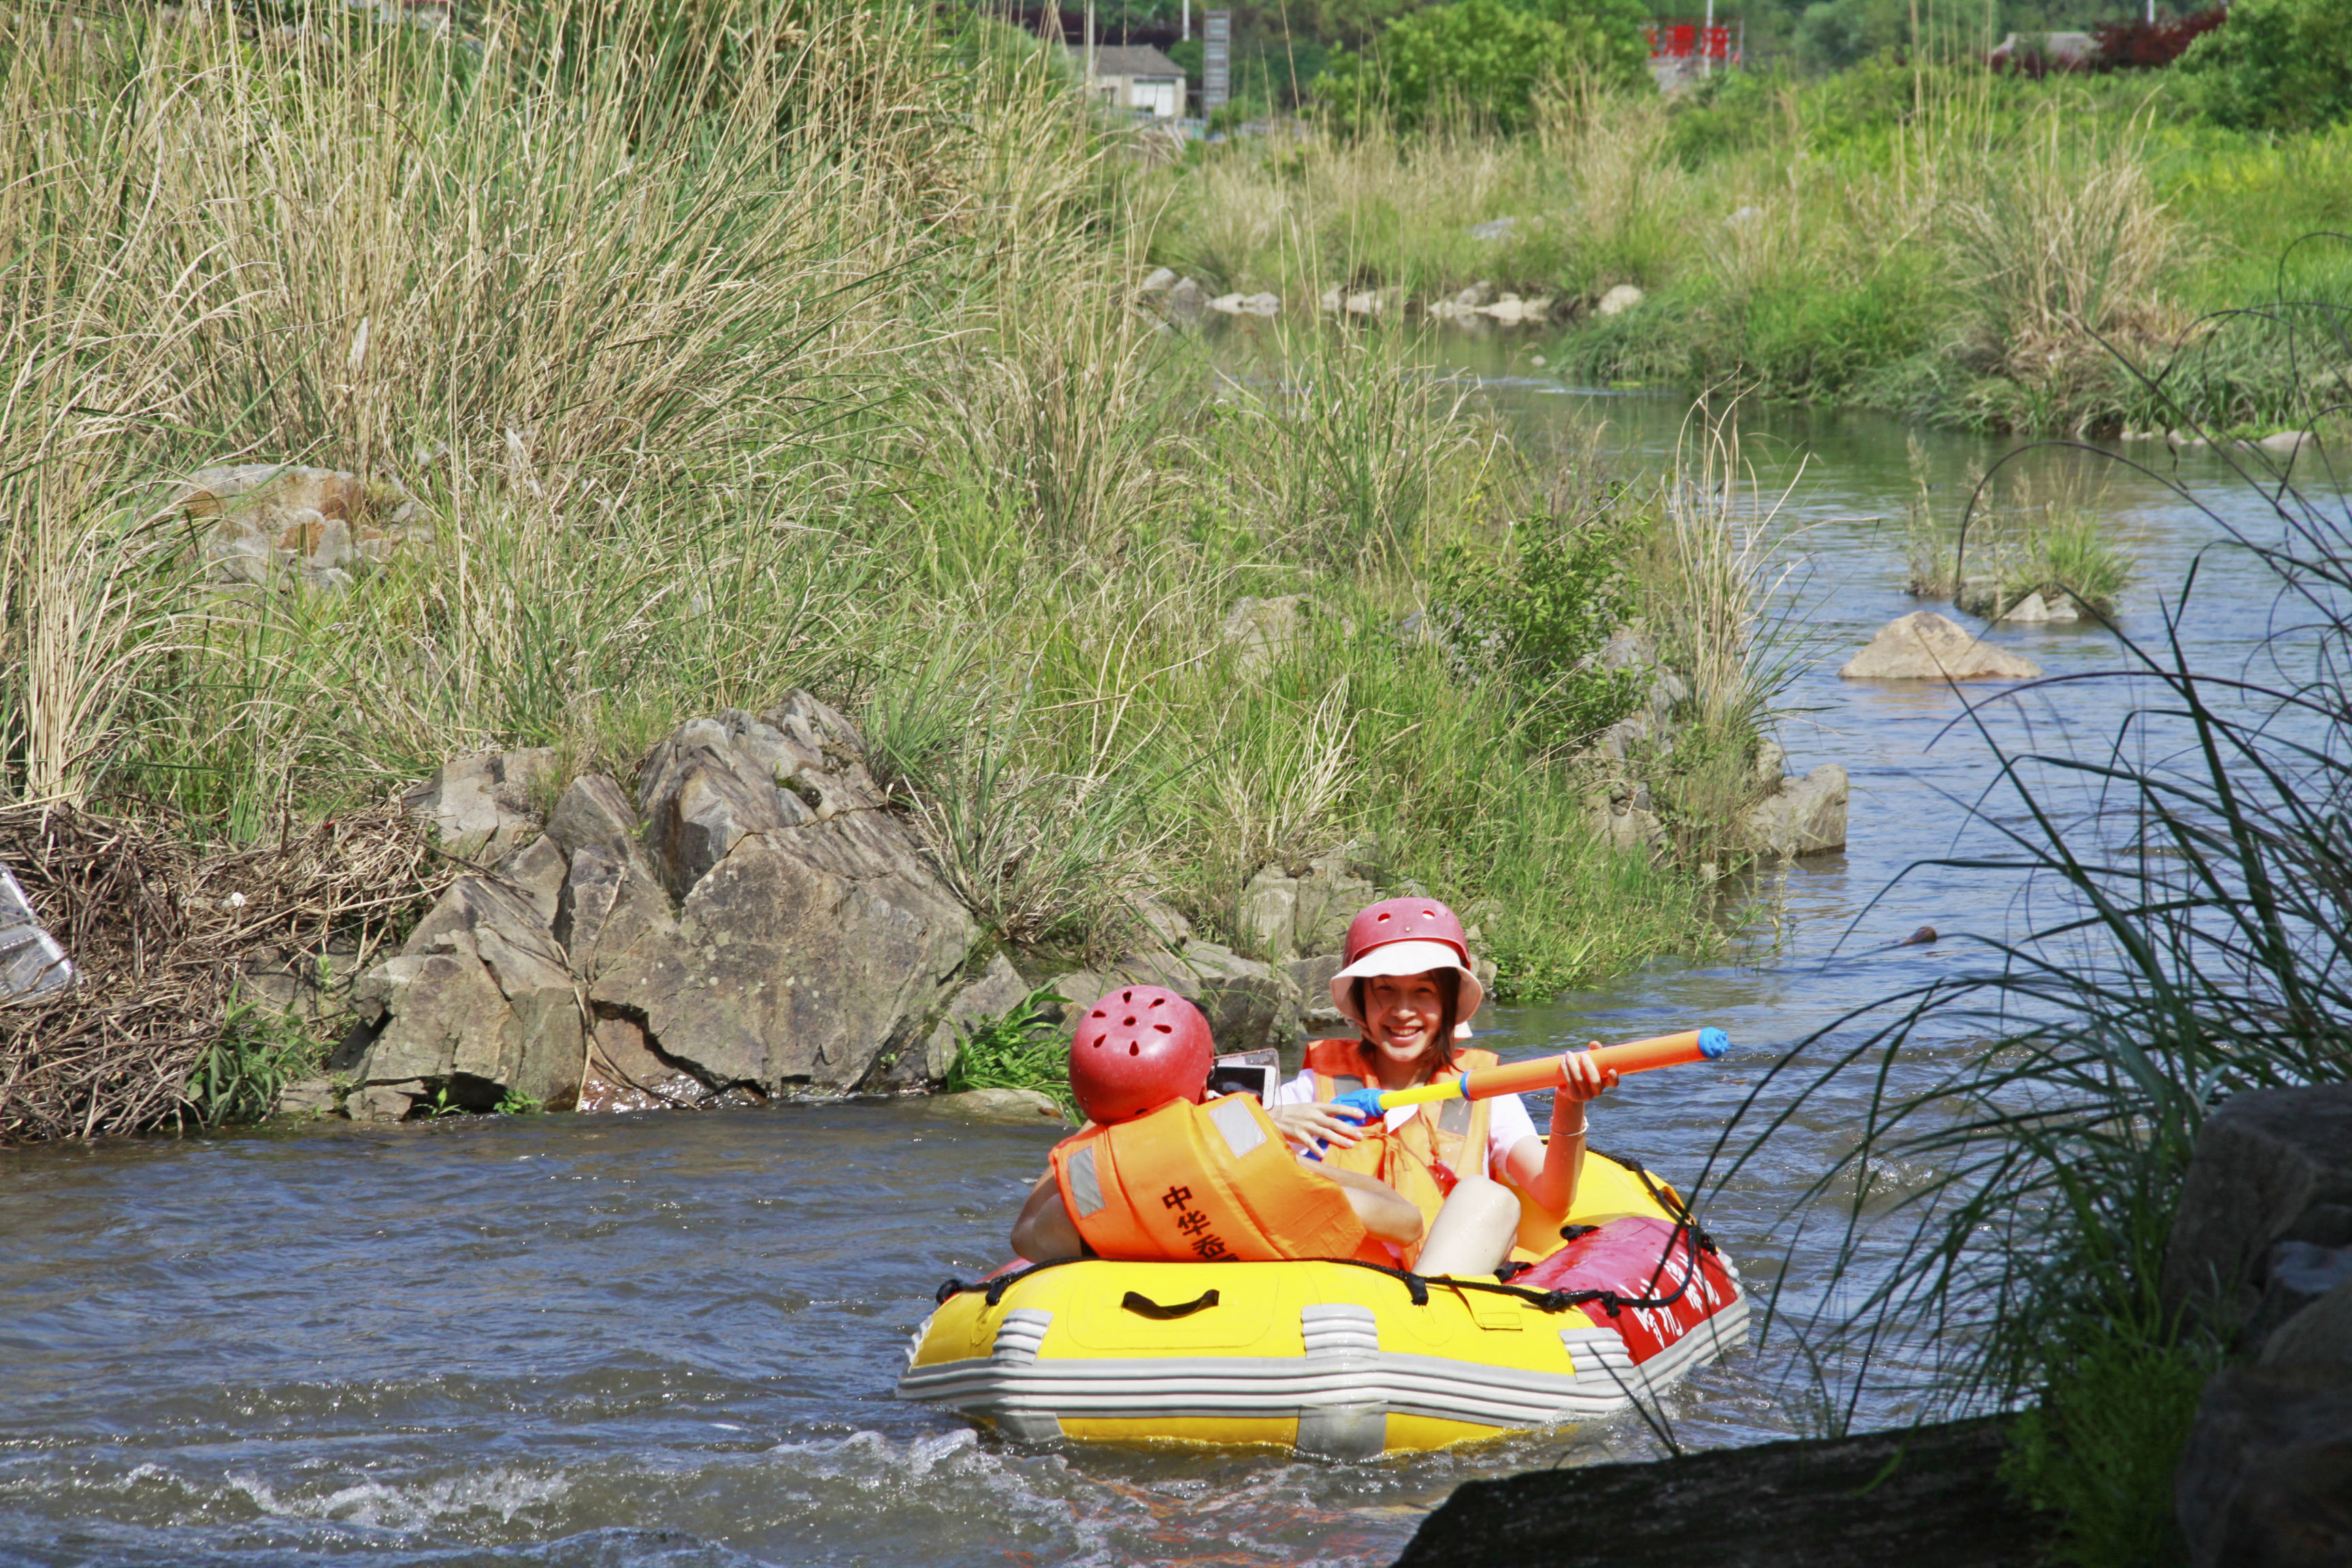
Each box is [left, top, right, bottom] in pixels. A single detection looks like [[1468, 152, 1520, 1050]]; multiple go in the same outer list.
[[1068, 985, 1215, 1125], [1333, 896, 1484, 1032]]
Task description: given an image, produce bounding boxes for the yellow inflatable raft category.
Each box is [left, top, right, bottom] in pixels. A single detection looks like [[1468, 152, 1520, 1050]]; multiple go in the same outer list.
[[897, 1151, 1746, 1456]]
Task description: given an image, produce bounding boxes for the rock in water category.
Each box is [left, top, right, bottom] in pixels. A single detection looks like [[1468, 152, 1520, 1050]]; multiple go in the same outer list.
[[1839, 612, 2043, 681], [1734, 764, 1849, 858], [1595, 284, 1644, 316], [919, 1088, 1066, 1124], [2000, 590, 2080, 623]]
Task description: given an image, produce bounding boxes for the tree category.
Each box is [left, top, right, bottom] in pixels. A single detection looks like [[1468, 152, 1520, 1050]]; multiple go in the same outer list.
[[2174, 0, 2352, 133]]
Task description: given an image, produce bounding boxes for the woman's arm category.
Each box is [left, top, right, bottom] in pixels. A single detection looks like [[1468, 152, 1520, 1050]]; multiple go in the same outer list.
[[1501, 1046, 1618, 1214], [1009, 1169, 1088, 1261]]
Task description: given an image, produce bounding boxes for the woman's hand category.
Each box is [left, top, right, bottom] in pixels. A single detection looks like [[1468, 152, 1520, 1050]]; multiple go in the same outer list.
[[1555, 1043, 1620, 1109], [1268, 1100, 1370, 1152]]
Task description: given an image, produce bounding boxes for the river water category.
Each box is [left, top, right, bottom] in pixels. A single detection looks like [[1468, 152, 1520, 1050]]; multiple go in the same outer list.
[[0, 346, 2309, 1566]]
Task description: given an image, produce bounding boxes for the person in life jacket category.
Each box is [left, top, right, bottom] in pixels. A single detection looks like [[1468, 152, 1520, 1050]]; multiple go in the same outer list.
[[1262, 898, 1618, 1274], [1009, 985, 1422, 1264]]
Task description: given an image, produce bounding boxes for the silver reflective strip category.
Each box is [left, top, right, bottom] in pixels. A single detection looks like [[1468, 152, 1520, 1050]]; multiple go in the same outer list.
[[1207, 1096, 1267, 1158], [1066, 1146, 1106, 1217], [1437, 1098, 1472, 1137], [1330, 1075, 1365, 1094]]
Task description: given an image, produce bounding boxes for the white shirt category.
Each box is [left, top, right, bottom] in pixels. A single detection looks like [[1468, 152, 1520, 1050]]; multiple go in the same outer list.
[[1268, 1065, 1539, 1180]]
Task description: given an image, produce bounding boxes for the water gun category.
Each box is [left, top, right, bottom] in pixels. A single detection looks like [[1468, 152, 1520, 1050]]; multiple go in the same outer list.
[[1317, 1028, 1731, 1143]]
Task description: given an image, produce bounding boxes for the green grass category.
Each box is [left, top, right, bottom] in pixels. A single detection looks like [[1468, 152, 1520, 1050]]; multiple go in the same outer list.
[[176, 997, 323, 1130], [1149, 56, 2352, 435], [941, 987, 1079, 1117]]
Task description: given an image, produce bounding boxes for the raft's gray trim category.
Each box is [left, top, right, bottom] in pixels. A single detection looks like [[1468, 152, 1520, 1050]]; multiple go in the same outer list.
[[1300, 1304, 1379, 1358], [1207, 1097, 1266, 1158], [898, 1292, 1750, 1438], [1065, 1147, 1105, 1218], [992, 1309, 1053, 1365]]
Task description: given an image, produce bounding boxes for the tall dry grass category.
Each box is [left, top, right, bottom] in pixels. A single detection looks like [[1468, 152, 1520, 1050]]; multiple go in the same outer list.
[[0, 0, 1724, 1009]]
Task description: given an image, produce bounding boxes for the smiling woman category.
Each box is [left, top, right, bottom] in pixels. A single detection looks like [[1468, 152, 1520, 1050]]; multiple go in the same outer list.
[[1262, 898, 1620, 1273]]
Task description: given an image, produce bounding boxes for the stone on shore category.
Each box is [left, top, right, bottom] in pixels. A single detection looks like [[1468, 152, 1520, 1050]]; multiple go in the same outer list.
[[1163, 276, 1206, 323], [2161, 1082, 2352, 1331], [1840, 612, 2043, 681], [1595, 283, 1644, 316], [344, 875, 585, 1115], [179, 463, 430, 590], [1051, 940, 1303, 1059], [400, 747, 559, 864], [1395, 1416, 2041, 1567], [2175, 1365, 2352, 1568], [1238, 841, 1377, 962], [1220, 593, 1312, 678], [919, 1087, 1067, 1124], [344, 693, 981, 1119]]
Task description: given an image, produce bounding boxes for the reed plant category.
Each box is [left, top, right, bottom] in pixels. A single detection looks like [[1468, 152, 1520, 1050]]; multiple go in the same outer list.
[[1708, 375, 2352, 1554]]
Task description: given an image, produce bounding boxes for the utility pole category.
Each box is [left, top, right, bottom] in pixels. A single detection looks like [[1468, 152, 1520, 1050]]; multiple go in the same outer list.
[[1183, 0, 1190, 42], [1083, 0, 1096, 101], [1702, 0, 1714, 76]]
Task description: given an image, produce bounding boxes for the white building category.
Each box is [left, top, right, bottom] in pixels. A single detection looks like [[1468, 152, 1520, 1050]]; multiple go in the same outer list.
[[1070, 44, 1187, 119]]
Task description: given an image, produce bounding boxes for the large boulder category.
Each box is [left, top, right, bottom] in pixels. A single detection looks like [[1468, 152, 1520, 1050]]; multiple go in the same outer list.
[[2162, 1083, 2352, 1332], [585, 699, 979, 1096], [1051, 940, 1303, 1061], [1735, 764, 1850, 858], [342, 875, 583, 1120], [2175, 1365, 2352, 1568], [1237, 841, 1376, 962], [1839, 612, 2043, 681], [347, 693, 983, 1115]]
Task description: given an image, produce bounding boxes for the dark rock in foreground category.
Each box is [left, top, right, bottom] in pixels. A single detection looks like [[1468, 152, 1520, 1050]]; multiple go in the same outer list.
[[1394, 1416, 2041, 1568]]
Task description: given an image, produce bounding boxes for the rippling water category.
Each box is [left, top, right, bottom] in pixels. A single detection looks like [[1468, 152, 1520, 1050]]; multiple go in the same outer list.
[[0, 360, 2300, 1565]]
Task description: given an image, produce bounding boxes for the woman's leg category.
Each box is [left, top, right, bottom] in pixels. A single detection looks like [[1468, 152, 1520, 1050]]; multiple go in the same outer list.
[[1412, 1176, 1521, 1277]]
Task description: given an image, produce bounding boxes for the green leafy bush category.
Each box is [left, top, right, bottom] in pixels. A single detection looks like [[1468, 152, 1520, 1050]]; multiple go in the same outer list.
[[2177, 0, 2352, 133], [2000, 1323, 2216, 1567], [1313, 0, 1647, 135], [178, 998, 321, 1129], [1429, 510, 1646, 755], [941, 985, 1077, 1117]]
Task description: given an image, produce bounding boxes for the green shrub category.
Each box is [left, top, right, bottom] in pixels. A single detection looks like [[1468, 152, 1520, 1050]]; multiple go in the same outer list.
[[1313, 0, 1647, 135], [2001, 1323, 2217, 1568], [941, 986, 1077, 1117], [1429, 510, 1646, 756], [178, 998, 321, 1129], [2178, 0, 2352, 133]]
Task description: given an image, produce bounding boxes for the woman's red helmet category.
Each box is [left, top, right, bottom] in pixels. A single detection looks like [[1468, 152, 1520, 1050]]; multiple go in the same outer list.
[[1332, 896, 1485, 1032], [1068, 985, 1215, 1125]]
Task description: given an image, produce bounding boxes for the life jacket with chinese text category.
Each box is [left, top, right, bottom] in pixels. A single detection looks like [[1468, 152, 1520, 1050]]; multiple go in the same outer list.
[[1305, 1039, 1500, 1238], [1047, 1094, 1389, 1265]]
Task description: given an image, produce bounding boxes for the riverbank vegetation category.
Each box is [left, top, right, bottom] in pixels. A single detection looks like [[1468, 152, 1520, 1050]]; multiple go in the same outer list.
[[0, 0, 1806, 1142], [1149, 44, 2352, 435], [1716, 421, 2352, 1559]]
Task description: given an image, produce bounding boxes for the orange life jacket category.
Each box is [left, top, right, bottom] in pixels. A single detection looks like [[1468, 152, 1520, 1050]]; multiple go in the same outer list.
[[1048, 1094, 1390, 1266], [1305, 1039, 1499, 1239]]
